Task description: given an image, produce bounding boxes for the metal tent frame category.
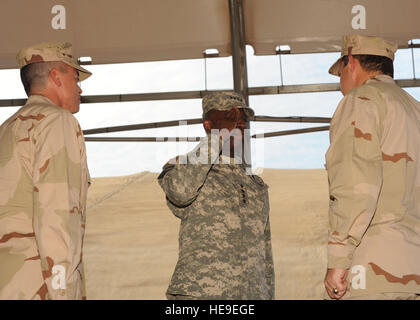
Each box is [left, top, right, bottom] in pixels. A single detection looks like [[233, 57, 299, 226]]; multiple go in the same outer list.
[[1, 0, 420, 145]]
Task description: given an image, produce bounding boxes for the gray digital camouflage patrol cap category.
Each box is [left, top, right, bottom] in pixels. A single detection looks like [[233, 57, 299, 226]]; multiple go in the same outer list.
[[202, 91, 255, 120], [16, 42, 92, 81]]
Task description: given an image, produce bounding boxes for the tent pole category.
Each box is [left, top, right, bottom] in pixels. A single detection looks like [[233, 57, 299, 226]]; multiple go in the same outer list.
[[228, 0, 251, 168], [229, 0, 248, 101]]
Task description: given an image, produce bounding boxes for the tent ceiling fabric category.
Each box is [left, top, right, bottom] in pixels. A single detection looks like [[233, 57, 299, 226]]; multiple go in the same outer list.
[[1, 0, 420, 69], [245, 0, 420, 55], [0, 0, 232, 69]]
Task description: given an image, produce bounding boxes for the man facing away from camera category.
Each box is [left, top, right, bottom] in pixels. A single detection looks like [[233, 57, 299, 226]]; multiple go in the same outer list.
[[324, 34, 420, 300], [0, 42, 92, 299], [158, 91, 274, 299]]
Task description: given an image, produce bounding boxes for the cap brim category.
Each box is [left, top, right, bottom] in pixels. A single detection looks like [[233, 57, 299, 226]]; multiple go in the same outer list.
[[328, 58, 342, 76], [65, 60, 92, 81]]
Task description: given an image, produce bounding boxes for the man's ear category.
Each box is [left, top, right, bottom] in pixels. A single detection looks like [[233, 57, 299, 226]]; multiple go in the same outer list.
[[49, 68, 62, 87], [348, 54, 358, 73], [203, 120, 212, 133]]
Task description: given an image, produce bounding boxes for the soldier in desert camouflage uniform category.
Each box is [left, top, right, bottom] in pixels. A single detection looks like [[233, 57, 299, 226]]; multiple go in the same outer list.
[[324, 34, 420, 300], [158, 91, 274, 299], [0, 42, 92, 299]]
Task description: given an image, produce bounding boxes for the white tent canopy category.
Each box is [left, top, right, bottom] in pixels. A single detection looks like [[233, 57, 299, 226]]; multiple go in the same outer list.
[[245, 0, 420, 55], [1, 0, 232, 68], [1, 0, 420, 69], [2, 0, 420, 140]]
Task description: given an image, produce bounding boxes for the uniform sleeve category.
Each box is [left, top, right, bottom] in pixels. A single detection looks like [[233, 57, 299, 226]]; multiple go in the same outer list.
[[263, 193, 275, 299], [32, 112, 84, 299], [158, 134, 223, 209], [326, 93, 383, 269]]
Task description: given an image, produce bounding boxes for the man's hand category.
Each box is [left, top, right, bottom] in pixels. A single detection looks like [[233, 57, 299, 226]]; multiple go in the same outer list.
[[225, 105, 241, 131], [324, 268, 348, 299], [218, 106, 242, 141]]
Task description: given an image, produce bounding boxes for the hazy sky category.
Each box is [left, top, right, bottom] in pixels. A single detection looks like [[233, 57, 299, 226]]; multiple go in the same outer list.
[[1, 46, 419, 177]]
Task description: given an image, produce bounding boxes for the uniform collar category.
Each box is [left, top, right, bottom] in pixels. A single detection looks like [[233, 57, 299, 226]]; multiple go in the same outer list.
[[27, 94, 59, 107], [365, 74, 395, 85]]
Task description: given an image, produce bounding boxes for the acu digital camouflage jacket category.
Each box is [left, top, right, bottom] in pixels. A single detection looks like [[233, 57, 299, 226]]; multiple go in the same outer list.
[[158, 134, 275, 299]]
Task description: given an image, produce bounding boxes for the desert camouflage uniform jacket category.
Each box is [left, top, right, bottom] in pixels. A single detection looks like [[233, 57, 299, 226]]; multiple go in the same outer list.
[[158, 134, 274, 299], [326, 75, 420, 296], [0, 95, 90, 300]]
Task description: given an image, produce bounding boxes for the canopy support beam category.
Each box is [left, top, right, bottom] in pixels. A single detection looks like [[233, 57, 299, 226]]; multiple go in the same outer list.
[[3, 80, 420, 108]]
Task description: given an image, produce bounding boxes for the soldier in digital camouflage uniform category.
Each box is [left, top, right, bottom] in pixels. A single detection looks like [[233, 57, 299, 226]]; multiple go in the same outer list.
[[158, 91, 274, 299], [0, 42, 92, 299], [324, 34, 420, 300]]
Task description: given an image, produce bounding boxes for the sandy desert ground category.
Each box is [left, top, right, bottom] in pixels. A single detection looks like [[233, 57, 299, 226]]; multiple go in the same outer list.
[[83, 169, 330, 300]]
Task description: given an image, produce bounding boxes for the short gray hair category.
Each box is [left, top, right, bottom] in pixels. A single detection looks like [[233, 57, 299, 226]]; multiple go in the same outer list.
[[20, 61, 67, 96]]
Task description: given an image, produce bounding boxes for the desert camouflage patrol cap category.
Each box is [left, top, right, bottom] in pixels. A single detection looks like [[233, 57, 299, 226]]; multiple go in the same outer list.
[[202, 91, 255, 120], [329, 34, 398, 76], [16, 42, 92, 81]]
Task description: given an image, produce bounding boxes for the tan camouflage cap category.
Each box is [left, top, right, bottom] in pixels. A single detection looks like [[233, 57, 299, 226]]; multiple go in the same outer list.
[[16, 42, 92, 81], [329, 34, 398, 76], [202, 91, 254, 120]]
